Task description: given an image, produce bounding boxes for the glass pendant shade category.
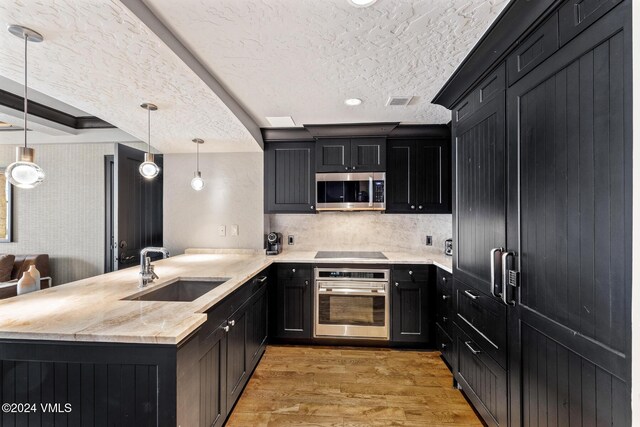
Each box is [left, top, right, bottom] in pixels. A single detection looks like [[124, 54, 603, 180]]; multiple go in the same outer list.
[[139, 103, 159, 179], [191, 171, 205, 191], [7, 25, 45, 189], [139, 152, 160, 179], [5, 147, 44, 189]]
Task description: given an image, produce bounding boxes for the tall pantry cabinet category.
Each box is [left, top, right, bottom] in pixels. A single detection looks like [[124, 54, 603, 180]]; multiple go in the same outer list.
[[434, 0, 632, 425]]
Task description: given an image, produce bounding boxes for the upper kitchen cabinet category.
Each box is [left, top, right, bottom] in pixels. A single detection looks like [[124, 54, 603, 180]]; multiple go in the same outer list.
[[316, 137, 386, 172], [264, 141, 316, 214], [386, 135, 451, 214]]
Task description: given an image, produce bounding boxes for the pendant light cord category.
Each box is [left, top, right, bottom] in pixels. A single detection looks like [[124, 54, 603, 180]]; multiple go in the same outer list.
[[196, 140, 200, 172], [23, 34, 28, 149], [147, 106, 151, 154]]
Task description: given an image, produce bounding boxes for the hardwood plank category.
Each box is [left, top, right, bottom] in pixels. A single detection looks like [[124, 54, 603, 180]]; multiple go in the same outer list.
[[228, 345, 481, 426]]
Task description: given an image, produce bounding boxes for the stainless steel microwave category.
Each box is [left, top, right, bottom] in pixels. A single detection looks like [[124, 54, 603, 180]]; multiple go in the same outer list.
[[315, 172, 385, 211]]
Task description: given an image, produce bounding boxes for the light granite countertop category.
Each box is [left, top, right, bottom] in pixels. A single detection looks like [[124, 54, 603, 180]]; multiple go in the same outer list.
[[0, 251, 452, 345]]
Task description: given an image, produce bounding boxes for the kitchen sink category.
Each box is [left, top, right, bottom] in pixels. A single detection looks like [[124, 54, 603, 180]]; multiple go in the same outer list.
[[125, 279, 229, 302]]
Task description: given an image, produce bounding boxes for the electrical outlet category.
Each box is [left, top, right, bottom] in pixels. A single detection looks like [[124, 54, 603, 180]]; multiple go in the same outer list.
[[217, 225, 226, 237], [426, 235, 433, 246], [230, 225, 239, 236], [288, 235, 295, 245]]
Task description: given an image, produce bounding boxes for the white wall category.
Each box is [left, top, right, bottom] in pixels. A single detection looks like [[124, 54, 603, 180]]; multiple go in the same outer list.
[[268, 212, 452, 254], [163, 152, 264, 255], [632, 0, 638, 423], [0, 142, 144, 285]]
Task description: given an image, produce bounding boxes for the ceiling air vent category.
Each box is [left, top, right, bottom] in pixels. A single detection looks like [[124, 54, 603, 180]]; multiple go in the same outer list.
[[386, 96, 413, 107]]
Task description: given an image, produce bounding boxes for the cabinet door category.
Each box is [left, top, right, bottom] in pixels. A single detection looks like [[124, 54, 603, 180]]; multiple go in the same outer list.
[[274, 265, 313, 339], [226, 303, 248, 408], [199, 325, 227, 427], [391, 267, 431, 343], [316, 138, 351, 172], [415, 139, 451, 213], [245, 283, 268, 372], [265, 142, 316, 213], [452, 80, 506, 296], [386, 140, 416, 213], [350, 137, 386, 171], [507, 5, 631, 425]]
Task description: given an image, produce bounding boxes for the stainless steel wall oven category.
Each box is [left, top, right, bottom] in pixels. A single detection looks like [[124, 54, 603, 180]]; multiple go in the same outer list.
[[314, 267, 390, 340]]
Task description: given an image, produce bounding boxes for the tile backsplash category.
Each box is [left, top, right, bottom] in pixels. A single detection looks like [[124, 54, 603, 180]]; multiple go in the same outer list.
[[267, 212, 452, 253]]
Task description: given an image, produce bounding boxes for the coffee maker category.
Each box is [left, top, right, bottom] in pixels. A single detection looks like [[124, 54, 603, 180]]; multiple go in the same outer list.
[[265, 232, 283, 255]]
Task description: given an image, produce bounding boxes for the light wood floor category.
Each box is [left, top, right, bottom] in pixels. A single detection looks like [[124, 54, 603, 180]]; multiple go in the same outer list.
[[226, 345, 483, 427]]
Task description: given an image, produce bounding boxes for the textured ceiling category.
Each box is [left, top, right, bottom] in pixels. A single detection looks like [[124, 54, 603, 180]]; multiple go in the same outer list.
[[144, 0, 509, 126], [0, 0, 259, 153]]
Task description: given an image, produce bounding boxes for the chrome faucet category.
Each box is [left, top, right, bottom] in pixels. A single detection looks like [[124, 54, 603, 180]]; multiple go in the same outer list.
[[139, 247, 170, 288]]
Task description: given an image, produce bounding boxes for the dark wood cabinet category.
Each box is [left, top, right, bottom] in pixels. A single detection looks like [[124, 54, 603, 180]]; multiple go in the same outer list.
[[316, 138, 385, 172], [390, 266, 432, 343], [264, 142, 316, 213], [196, 324, 227, 427], [246, 283, 268, 372], [273, 264, 313, 339], [178, 271, 269, 427], [455, 324, 508, 427], [505, 4, 631, 425], [435, 268, 455, 369], [440, 1, 632, 425], [386, 139, 451, 213]]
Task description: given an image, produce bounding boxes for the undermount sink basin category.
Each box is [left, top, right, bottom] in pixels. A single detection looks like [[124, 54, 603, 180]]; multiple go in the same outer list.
[[125, 279, 229, 302]]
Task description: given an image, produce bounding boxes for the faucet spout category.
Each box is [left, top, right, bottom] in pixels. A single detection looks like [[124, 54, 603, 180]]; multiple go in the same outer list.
[[139, 247, 170, 288]]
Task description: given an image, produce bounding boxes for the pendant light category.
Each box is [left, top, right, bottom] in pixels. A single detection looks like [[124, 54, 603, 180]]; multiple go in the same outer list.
[[5, 25, 45, 189], [191, 138, 205, 191], [139, 103, 160, 179]]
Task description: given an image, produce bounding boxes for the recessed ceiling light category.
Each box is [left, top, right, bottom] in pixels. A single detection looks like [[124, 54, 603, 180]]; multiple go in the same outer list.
[[344, 98, 363, 106], [349, 0, 377, 7], [0, 121, 12, 128]]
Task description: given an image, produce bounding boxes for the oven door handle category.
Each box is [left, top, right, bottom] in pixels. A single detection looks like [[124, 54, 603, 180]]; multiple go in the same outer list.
[[368, 176, 374, 207], [318, 288, 386, 296]]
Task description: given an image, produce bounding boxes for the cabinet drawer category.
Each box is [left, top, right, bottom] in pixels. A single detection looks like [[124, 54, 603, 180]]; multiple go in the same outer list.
[[392, 266, 431, 283], [454, 280, 507, 368], [507, 13, 558, 86], [277, 264, 312, 281], [558, 0, 622, 46], [436, 324, 455, 370], [436, 268, 452, 290], [455, 325, 507, 427]]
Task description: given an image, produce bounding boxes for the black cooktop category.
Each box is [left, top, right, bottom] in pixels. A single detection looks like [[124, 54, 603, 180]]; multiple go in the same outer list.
[[314, 251, 388, 260]]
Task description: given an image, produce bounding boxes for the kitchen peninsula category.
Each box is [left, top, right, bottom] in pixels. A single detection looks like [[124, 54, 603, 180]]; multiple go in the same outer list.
[[0, 251, 451, 426]]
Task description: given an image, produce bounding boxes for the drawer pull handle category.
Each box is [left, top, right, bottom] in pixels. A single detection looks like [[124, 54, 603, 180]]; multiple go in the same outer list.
[[442, 316, 448, 322], [256, 276, 268, 284], [223, 325, 230, 332], [408, 270, 413, 275], [464, 290, 479, 300], [292, 268, 296, 273], [394, 282, 399, 287], [442, 276, 447, 283], [229, 320, 235, 327], [465, 341, 482, 355], [441, 343, 447, 350], [305, 280, 309, 285], [442, 295, 450, 300]]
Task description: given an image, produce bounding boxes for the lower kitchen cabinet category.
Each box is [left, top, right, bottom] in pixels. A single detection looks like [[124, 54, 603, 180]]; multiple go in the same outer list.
[[177, 270, 269, 427], [454, 324, 508, 427], [272, 264, 313, 339], [390, 266, 433, 343], [435, 267, 455, 368]]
